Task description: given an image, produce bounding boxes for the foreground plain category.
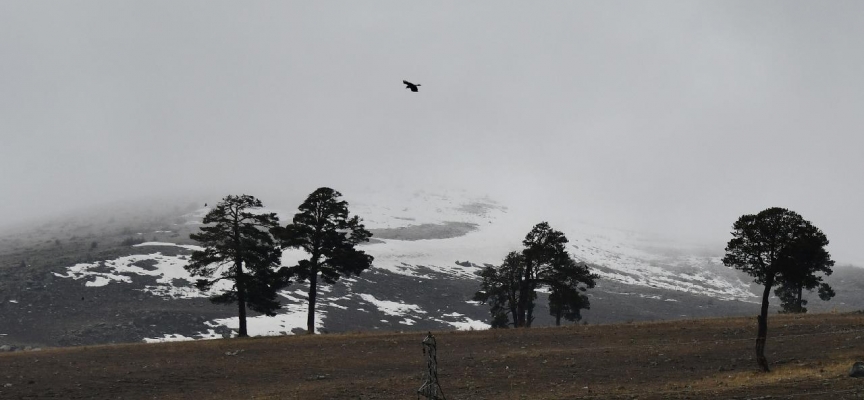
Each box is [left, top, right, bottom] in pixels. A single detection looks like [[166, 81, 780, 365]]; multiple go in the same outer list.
[[2, 313, 864, 399]]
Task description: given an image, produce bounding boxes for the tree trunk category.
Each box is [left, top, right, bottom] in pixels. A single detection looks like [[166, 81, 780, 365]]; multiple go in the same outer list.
[[236, 259, 248, 337], [555, 310, 562, 326], [232, 212, 247, 338], [796, 285, 803, 313], [515, 263, 532, 328], [307, 267, 318, 334], [756, 276, 774, 372]]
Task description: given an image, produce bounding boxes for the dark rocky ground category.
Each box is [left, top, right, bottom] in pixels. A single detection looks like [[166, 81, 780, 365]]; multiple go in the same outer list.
[[0, 254, 768, 349], [4, 313, 864, 399]]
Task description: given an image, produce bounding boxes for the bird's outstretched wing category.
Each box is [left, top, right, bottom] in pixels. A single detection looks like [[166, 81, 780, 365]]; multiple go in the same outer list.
[[403, 80, 420, 92]]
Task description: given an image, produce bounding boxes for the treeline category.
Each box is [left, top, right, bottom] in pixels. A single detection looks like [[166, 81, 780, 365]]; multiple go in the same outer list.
[[186, 187, 605, 338], [186, 190, 836, 374]]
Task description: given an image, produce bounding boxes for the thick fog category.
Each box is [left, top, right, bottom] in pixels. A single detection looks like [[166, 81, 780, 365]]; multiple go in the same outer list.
[[1, 2, 863, 264]]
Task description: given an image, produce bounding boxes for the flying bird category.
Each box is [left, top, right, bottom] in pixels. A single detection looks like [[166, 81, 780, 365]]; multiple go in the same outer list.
[[403, 80, 421, 92]]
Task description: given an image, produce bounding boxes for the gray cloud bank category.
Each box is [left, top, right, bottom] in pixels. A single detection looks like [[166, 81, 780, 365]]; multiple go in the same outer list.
[[1, 2, 862, 264]]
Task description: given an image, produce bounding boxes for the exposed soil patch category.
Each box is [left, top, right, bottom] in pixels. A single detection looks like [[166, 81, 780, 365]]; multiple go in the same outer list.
[[130, 259, 159, 271], [368, 222, 478, 241]]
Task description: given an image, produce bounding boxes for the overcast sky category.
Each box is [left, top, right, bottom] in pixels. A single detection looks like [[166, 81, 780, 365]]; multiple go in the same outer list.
[[1, 2, 863, 264]]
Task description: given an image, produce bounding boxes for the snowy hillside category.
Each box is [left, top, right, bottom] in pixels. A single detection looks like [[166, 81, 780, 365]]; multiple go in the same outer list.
[[45, 189, 761, 342]]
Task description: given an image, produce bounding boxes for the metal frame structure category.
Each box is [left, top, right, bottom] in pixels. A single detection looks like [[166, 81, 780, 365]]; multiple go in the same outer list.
[[417, 332, 446, 400]]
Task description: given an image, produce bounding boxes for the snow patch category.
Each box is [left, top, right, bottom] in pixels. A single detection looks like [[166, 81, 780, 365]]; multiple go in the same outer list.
[[357, 294, 426, 317], [205, 300, 323, 337], [54, 252, 227, 299], [86, 276, 118, 287], [133, 242, 204, 251], [143, 333, 205, 343], [432, 312, 490, 331]]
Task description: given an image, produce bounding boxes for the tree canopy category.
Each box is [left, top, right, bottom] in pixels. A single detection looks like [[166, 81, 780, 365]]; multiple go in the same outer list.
[[186, 194, 288, 338], [272, 187, 373, 334]]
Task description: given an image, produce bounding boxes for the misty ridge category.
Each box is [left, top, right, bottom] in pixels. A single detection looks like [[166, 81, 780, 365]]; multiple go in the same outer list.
[[2, 2, 863, 267]]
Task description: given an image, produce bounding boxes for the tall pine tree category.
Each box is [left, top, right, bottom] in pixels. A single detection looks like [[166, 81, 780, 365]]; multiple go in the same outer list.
[[723, 207, 831, 371], [273, 187, 373, 334], [186, 195, 288, 338]]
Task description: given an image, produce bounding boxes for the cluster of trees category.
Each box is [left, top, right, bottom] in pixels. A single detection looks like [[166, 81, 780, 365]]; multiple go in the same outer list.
[[185, 189, 836, 377], [188, 190, 603, 336], [723, 207, 835, 372], [471, 206, 837, 375], [473, 222, 598, 328], [185, 187, 373, 336]]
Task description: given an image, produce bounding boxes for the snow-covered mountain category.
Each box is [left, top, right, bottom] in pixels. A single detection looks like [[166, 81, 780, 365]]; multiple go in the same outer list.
[[35, 188, 775, 344], [3, 188, 860, 348]]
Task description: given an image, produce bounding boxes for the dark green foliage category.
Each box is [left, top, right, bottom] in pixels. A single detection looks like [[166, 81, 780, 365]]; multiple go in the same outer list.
[[490, 313, 510, 328], [475, 222, 597, 328], [774, 232, 835, 313], [473, 251, 524, 328], [548, 257, 595, 325], [186, 194, 287, 338], [548, 287, 589, 325], [272, 187, 373, 334], [723, 207, 833, 371], [723, 208, 811, 285]]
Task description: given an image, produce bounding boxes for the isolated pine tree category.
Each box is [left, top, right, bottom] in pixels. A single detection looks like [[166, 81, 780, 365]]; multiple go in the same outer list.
[[186, 194, 288, 338], [273, 187, 373, 334], [722, 207, 831, 371]]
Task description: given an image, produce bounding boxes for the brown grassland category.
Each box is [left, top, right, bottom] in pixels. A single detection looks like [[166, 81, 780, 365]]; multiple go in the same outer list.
[[2, 312, 864, 399]]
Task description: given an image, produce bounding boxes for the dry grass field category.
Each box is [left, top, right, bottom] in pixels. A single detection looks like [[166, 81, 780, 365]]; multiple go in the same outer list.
[[3, 312, 864, 399]]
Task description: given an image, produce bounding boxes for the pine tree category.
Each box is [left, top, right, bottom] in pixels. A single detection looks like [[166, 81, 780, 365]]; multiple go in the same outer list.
[[476, 222, 597, 328], [186, 194, 287, 338], [473, 251, 524, 328], [273, 187, 373, 334], [723, 207, 831, 371], [517, 222, 597, 327]]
